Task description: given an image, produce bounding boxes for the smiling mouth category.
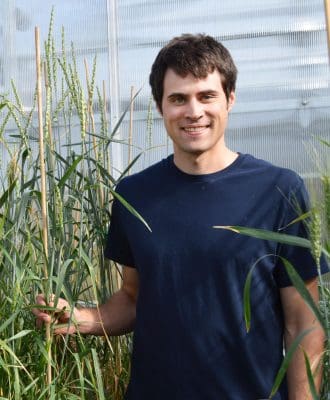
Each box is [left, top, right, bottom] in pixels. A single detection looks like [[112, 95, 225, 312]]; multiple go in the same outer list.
[[182, 125, 210, 134]]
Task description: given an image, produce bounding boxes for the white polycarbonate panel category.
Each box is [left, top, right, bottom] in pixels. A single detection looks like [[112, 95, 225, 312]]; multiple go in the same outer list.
[[115, 0, 330, 176], [0, 0, 329, 179], [0, 0, 115, 176]]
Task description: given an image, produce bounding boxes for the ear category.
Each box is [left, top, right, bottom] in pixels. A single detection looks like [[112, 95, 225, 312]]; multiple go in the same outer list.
[[227, 91, 235, 112]]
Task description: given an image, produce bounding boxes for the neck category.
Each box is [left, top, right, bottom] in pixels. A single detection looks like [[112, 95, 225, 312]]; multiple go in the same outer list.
[[173, 147, 238, 175]]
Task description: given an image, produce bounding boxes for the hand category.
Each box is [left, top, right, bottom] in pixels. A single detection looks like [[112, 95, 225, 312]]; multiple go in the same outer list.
[[32, 294, 79, 335]]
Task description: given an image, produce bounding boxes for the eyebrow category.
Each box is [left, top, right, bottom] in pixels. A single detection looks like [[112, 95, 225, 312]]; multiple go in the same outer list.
[[167, 92, 185, 99], [199, 90, 219, 96], [167, 90, 219, 99]]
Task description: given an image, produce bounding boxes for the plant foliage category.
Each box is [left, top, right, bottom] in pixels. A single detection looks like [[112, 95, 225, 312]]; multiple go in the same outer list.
[[0, 11, 144, 399]]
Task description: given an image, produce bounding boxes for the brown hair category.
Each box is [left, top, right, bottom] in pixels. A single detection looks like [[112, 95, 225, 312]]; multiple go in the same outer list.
[[149, 33, 238, 112]]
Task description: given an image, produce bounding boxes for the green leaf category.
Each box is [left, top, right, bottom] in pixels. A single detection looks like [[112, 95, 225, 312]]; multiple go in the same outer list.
[[0, 179, 17, 208], [282, 211, 310, 229], [58, 155, 83, 189], [243, 254, 273, 332], [303, 349, 319, 400], [73, 353, 85, 396], [269, 328, 314, 398], [280, 258, 326, 332], [0, 310, 20, 334], [243, 266, 253, 332], [109, 87, 142, 141], [317, 138, 330, 147], [214, 225, 311, 248], [0, 246, 16, 268], [268, 258, 326, 398], [28, 304, 59, 312], [21, 378, 40, 395], [53, 258, 74, 302], [91, 348, 105, 400], [90, 160, 116, 185], [79, 247, 99, 302], [110, 188, 152, 232], [6, 330, 33, 343], [118, 153, 142, 180], [0, 339, 32, 378]]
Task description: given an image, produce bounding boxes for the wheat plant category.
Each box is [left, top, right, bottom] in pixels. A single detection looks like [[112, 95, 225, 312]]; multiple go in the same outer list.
[[0, 12, 139, 399]]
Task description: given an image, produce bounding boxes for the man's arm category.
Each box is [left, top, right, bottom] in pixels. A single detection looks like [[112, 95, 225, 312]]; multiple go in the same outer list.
[[33, 266, 139, 336], [280, 277, 325, 400]]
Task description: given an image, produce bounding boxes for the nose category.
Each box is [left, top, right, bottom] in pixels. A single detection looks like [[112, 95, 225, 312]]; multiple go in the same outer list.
[[185, 99, 203, 120]]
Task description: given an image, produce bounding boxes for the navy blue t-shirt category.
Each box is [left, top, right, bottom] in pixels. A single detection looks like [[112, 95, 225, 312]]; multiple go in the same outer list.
[[104, 154, 326, 400]]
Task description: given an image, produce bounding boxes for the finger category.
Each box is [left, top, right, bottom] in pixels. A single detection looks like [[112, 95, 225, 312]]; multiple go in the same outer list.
[[36, 318, 46, 330], [33, 310, 52, 323], [34, 312, 51, 330], [53, 324, 77, 335], [34, 294, 55, 314], [31, 304, 51, 319], [36, 293, 47, 305], [55, 297, 70, 311], [35, 294, 69, 313]]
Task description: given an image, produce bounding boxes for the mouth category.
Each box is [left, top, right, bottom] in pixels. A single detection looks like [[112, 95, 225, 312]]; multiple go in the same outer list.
[[181, 124, 211, 135]]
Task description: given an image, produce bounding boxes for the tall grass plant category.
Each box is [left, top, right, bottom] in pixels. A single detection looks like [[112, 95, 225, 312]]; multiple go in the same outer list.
[[0, 12, 135, 399]]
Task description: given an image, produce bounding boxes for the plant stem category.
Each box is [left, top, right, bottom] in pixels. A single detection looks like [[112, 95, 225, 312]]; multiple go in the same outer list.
[[35, 25, 52, 389], [128, 86, 135, 175]]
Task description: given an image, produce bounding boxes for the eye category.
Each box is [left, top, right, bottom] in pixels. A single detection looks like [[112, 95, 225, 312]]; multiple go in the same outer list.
[[200, 93, 216, 102], [168, 95, 185, 105]]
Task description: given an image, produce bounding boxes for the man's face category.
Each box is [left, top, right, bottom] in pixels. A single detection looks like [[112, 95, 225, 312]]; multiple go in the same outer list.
[[160, 68, 235, 160]]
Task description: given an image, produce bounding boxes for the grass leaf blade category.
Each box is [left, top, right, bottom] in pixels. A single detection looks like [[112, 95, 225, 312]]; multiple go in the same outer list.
[[303, 350, 319, 400], [269, 328, 314, 398], [58, 155, 83, 189], [0, 180, 17, 208], [91, 348, 105, 400], [110, 188, 152, 232], [280, 257, 326, 331], [214, 225, 311, 249], [243, 266, 253, 332]]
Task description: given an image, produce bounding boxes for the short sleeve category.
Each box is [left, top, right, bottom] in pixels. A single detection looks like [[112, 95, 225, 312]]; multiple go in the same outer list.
[[104, 184, 135, 267], [274, 176, 328, 287]]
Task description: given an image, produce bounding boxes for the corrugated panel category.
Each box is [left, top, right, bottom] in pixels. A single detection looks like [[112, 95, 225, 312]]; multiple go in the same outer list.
[[116, 0, 330, 176], [0, 0, 111, 175], [0, 0, 329, 178]]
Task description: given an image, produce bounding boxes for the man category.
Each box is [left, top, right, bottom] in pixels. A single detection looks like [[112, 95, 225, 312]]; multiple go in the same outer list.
[[33, 34, 326, 399]]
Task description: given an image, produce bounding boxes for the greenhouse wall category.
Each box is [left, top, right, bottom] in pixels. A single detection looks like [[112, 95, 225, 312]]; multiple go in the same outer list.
[[0, 0, 329, 179]]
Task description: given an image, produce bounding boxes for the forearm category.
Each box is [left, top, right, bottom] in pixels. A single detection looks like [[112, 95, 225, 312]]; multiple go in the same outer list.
[[75, 289, 136, 336], [285, 327, 325, 400]]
